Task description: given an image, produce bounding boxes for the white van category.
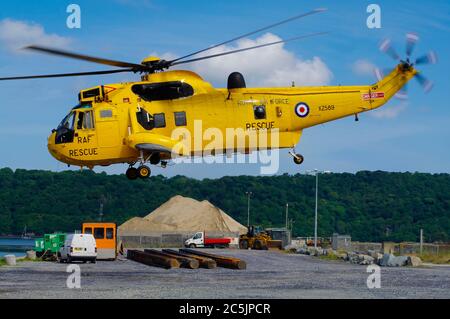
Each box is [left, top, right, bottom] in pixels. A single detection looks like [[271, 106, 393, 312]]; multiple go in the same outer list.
[[59, 233, 97, 263]]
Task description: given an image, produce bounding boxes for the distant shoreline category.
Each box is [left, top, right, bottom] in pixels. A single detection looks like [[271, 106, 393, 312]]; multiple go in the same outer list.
[[0, 236, 37, 239]]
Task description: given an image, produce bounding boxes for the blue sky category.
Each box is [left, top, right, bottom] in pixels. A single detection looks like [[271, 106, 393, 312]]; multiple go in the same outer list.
[[0, 0, 449, 178]]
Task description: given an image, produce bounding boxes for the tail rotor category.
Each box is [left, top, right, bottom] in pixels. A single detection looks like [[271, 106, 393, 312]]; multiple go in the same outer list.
[[376, 33, 437, 98]]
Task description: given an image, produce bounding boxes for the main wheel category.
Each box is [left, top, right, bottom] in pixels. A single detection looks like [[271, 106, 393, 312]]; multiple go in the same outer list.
[[254, 240, 263, 250], [138, 165, 151, 178], [150, 153, 161, 165], [126, 167, 139, 180], [189, 243, 196, 248], [293, 154, 304, 165]]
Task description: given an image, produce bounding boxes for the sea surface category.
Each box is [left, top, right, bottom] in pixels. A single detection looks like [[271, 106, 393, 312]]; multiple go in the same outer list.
[[0, 237, 35, 257]]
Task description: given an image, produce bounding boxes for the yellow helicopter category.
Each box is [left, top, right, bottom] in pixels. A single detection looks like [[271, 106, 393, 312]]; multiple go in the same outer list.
[[0, 9, 436, 179]]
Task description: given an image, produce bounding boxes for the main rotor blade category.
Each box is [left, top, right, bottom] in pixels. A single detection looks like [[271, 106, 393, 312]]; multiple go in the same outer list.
[[0, 69, 133, 81], [395, 82, 408, 100], [406, 32, 419, 58], [169, 8, 327, 63], [415, 51, 437, 65], [25, 45, 145, 69], [171, 32, 329, 66]]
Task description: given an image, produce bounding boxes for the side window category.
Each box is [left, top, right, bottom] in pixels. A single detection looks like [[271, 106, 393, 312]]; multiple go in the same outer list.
[[253, 105, 266, 120], [83, 111, 94, 129], [174, 111, 187, 126], [99, 109, 113, 119], [106, 228, 114, 239], [193, 232, 202, 240], [94, 227, 105, 239], [84, 227, 92, 234], [154, 113, 166, 128]]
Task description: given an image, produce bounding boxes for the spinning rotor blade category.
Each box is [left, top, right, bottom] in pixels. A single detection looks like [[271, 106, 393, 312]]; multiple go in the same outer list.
[[0, 69, 133, 81], [415, 51, 437, 65], [415, 73, 433, 92], [170, 8, 327, 63], [374, 68, 384, 81], [396, 83, 409, 100], [171, 32, 329, 66], [379, 38, 400, 61], [25, 45, 145, 70], [374, 67, 394, 81], [406, 32, 419, 58]]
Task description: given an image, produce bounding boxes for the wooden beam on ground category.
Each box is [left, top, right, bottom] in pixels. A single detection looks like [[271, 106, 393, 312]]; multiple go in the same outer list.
[[144, 249, 199, 269], [163, 249, 217, 269], [179, 249, 246, 270], [127, 249, 180, 269]]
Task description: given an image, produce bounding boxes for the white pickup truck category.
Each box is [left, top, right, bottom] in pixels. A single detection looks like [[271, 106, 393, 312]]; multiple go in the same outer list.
[[185, 231, 231, 248]]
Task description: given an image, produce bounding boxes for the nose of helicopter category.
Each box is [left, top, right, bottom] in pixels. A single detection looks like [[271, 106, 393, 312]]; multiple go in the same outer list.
[[47, 131, 61, 161]]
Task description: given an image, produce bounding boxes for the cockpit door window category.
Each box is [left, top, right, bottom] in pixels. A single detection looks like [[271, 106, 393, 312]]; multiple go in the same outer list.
[[83, 111, 94, 129], [76, 111, 95, 130]]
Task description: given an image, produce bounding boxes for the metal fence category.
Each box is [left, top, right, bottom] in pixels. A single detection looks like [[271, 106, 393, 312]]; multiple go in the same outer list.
[[119, 231, 240, 248], [352, 241, 450, 255]]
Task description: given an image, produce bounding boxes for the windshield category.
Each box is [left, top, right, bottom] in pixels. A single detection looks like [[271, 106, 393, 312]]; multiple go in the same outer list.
[[57, 112, 75, 130]]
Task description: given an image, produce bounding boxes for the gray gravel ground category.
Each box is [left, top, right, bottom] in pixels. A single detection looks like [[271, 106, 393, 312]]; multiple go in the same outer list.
[[1, 249, 449, 298]]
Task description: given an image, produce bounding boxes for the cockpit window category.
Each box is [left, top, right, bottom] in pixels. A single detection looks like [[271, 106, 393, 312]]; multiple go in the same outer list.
[[131, 81, 194, 102], [57, 112, 75, 130], [55, 112, 76, 144], [77, 112, 84, 130]]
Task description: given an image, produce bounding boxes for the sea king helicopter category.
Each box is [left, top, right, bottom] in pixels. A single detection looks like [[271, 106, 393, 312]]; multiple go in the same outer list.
[[0, 8, 437, 179]]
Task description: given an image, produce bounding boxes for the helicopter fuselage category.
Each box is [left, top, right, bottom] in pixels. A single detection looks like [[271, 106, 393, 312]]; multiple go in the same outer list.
[[47, 66, 416, 170]]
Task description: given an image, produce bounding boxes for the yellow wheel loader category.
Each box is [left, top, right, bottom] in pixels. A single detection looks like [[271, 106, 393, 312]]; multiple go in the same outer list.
[[239, 226, 283, 250]]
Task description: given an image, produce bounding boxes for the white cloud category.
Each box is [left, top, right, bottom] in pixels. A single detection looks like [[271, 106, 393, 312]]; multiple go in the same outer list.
[[352, 59, 376, 76], [0, 19, 70, 52], [370, 102, 407, 119], [162, 33, 332, 87]]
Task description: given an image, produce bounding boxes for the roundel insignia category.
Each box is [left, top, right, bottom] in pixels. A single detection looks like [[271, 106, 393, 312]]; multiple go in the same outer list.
[[295, 102, 310, 118]]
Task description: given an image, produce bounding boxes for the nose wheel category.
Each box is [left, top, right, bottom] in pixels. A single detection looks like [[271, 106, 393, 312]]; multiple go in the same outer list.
[[126, 165, 151, 180]]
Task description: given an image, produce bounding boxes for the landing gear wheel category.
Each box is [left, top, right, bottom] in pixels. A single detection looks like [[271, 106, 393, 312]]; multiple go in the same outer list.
[[126, 167, 139, 180], [138, 165, 151, 179], [149, 153, 161, 165], [293, 154, 304, 165]]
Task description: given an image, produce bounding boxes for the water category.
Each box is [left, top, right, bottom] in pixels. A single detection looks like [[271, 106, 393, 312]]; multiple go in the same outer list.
[[0, 237, 35, 257]]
